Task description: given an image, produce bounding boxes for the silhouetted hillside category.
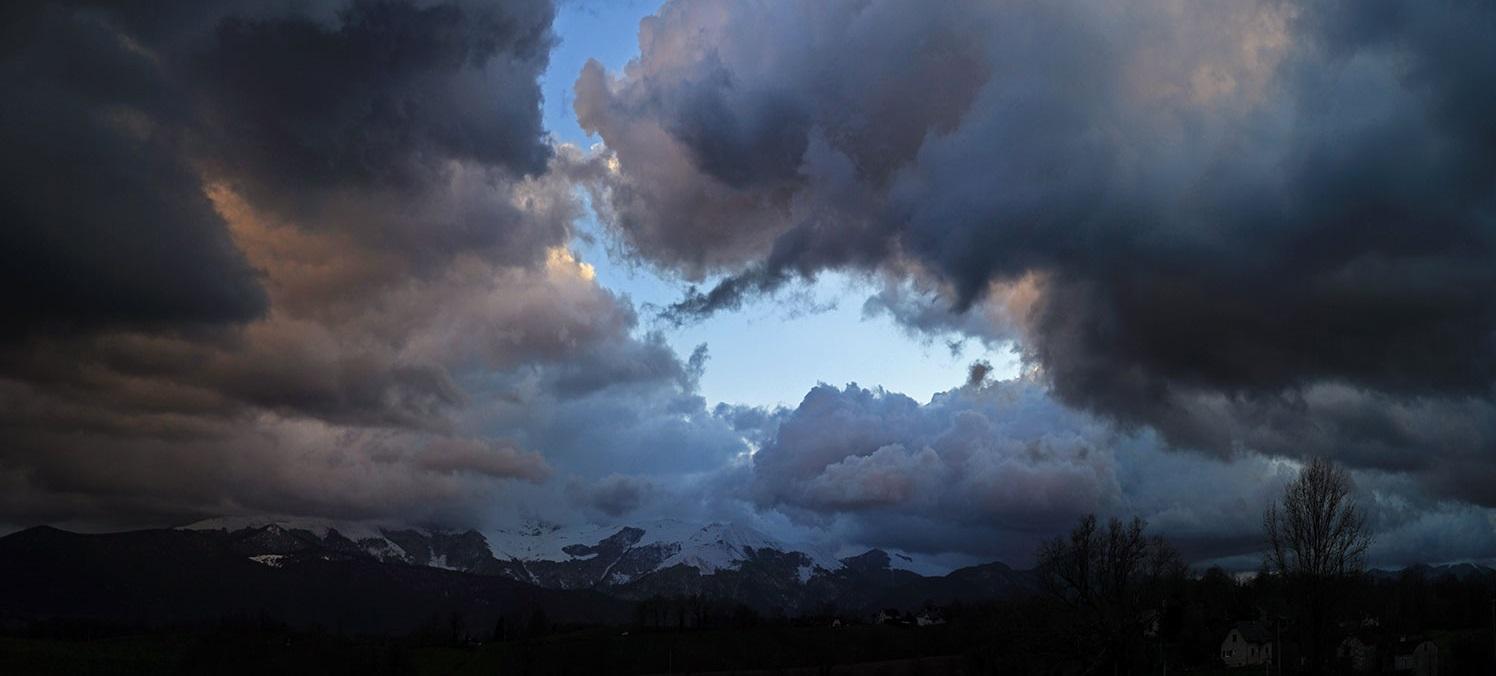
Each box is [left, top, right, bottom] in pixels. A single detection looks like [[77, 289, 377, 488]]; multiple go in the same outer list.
[[0, 526, 628, 635]]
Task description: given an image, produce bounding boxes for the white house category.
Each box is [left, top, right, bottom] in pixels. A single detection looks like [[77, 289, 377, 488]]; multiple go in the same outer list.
[[915, 610, 945, 627], [1221, 621, 1274, 668], [1338, 634, 1379, 672], [1393, 638, 1438, 676]]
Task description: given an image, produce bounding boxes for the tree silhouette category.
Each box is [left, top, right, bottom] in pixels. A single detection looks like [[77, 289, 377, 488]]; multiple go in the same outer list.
[[1263, 457, 1372, 670], [1265, 458, 1371, 579], [1038, 514, 1185, 673]]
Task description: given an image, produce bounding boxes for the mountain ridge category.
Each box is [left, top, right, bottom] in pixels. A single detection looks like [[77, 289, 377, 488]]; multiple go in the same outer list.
[[8, 517, 1039, 617], [0, 524, 630, 635]]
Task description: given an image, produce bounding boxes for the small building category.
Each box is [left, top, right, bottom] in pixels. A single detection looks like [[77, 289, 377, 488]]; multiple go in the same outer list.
[[1392, 638, 1437, 676], [915, 610, 945, 627], [1221, 621, 1274, 668], [1338, 633, 1380, 672]]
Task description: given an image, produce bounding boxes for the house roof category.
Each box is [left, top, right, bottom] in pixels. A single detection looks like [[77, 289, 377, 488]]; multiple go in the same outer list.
[[1393, 636, 1434, 655], [1234, 622, 1273, 644], [1343, 630, 1384, 646]]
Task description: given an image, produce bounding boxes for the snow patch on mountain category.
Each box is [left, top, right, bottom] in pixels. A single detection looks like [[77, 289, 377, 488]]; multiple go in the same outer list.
[[187, 515, 946, 583], [361, 537, 410, 562], [644, 520, 778, 574], [486, 518, 843, 578], [184, 516, 421, 565], [184, 516, 394, 542], [484, 521, 621, 562], [885, 549, 948, 577]]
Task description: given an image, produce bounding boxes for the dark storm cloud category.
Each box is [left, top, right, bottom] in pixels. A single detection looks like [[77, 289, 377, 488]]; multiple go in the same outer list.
[[0, 411, 552, 530], [0, 2, 267, 333], [189, 0, 565, 273], [569, 474, 654, 518], [0, 328, 466, 432], [575, 0, 989, 277], [197, 0, 552, 190], [578, 0, 1496, 504], [414, 438, 551, 481], [542, 331, 695, 398], [0, 0, 678, 529], [1, 0, 562, 340]]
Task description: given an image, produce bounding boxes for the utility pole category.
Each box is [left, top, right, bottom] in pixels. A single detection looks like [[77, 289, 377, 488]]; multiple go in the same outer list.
[[1274, 616, 1282, 676]]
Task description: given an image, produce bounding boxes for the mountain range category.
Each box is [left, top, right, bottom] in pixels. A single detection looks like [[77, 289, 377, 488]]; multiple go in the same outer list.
[[178, 517, 1036, 615], [0, 517, 1036, 635]]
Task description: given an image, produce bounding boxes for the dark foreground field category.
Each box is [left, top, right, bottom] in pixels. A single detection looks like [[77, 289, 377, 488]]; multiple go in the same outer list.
[[0, 623, 987, 676]]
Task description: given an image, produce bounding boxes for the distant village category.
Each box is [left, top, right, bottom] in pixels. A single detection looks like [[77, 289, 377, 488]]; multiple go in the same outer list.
[[1222, 618, 1440, 675]]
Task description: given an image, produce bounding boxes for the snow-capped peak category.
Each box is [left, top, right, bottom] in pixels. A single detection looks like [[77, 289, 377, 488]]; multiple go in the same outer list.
[[485, 518, 842, 576], [485, 521, 622, 562], [182, 515, 856, 585], [181, 516, 416, 564], [644, 519, 779, 574]]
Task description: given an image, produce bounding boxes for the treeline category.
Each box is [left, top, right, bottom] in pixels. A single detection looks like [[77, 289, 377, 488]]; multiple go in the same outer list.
[[995, 458, 1496, 674], [946, 553, 1496, 674], [8, 562, 1494, 674]]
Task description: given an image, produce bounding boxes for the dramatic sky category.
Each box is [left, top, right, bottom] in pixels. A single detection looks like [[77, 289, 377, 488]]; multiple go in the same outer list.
[[4, 0, 1496, 570]]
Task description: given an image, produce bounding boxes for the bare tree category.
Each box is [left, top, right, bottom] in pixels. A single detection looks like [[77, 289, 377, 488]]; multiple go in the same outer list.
[[1039, 514, 1185, 673], [1264, 457, 1371, 579], [1263, 457, 1373, 670]]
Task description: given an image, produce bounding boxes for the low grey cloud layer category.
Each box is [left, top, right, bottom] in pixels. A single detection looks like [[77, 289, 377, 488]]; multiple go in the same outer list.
[[703, 376, 1491, 568]]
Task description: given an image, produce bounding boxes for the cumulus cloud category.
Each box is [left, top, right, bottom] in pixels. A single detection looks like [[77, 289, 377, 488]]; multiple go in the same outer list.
[[577, 0, 1496, 510], [738, 376, 1496, 567], [486, 334, 750, 480], [749, 380, 1125, 552]]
